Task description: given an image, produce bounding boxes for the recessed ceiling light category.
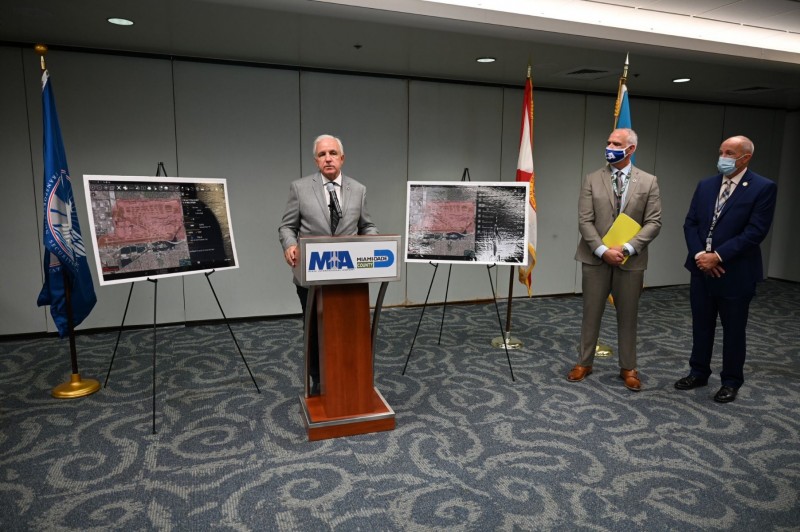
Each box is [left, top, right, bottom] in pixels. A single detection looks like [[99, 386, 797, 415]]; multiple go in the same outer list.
[[107, 17, 134, 26], [476, 57, 496, 63], [673, 77, 691, 83]]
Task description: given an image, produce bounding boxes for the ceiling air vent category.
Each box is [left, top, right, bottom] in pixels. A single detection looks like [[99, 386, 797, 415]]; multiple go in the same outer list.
[[731, 86, 776, 93], [556, 67, 614, 80]]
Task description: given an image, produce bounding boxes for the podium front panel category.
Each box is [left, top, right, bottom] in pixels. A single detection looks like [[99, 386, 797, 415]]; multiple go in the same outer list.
[[295, 235, 402, 286]]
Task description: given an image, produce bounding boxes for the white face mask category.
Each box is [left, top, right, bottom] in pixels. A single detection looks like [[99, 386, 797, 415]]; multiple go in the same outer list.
[[717, 154, 745, 175]]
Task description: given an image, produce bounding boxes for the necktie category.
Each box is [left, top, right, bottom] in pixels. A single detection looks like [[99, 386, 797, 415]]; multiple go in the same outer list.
[[716, 179, 732, 216], [612, 171, 624, 216], [706, 180, 733, 252], [327, 184, 340, 235]]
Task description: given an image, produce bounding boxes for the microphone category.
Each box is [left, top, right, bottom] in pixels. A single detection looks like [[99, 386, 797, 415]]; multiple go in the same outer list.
[[325, 181, 342, 218]]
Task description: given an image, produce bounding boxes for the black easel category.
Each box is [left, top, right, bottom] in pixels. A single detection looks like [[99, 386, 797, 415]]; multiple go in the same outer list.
[[103, 163, 259, 434], [203, 269, 260, 394], [401, 168, 515, 380]]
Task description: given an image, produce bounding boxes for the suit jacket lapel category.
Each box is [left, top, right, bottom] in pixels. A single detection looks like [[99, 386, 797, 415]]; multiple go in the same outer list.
[[704, 175, 723, 222], [602, 166, 615, 212], [339, 175, 350, 220], [312, 173, 329, 222], [717, 170, 750, 222], [620, 167, 641, 214]]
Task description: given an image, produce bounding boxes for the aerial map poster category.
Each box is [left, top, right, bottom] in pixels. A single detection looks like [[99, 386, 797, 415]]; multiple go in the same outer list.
[[405, 181, 529, 265], [83, 175, 239, 285]]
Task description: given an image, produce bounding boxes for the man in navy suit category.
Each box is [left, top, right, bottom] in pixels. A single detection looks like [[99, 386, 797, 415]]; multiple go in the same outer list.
[[675, 135, 777, 403]]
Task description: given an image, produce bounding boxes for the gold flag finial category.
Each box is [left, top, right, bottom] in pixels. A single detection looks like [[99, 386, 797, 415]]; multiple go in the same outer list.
[[613, 53, 630, 128], [34, 43, 48, 71], [622, 52, 629, 80]]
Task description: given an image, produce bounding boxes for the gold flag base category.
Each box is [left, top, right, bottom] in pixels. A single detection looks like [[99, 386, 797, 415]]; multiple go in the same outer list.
[[595, 343, 613, 358], [52, 373, 101, 399], [491, 333, 523, 349]]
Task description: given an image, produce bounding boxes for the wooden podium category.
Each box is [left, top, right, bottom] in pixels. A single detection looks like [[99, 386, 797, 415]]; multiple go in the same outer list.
[[295, 235, 401, 441]]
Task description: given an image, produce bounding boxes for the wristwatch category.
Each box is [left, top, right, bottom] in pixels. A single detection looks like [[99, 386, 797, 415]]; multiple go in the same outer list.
[[622, 247, 630, 258]]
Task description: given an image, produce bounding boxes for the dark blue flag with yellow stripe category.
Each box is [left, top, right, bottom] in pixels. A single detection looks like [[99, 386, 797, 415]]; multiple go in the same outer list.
[[36, 70, 97, 337]]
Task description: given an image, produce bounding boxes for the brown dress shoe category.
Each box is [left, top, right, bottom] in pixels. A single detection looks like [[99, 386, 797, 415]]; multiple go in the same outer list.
[[620, 368, 641, 391], [567, 365, 592, 382]]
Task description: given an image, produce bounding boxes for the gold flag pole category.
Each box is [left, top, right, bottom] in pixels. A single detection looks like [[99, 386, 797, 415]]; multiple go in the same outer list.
[[36, 44, 101, 399], [612, 53, 629, 130], [492, 62, 532, 350], [596, 53, 630, 360]]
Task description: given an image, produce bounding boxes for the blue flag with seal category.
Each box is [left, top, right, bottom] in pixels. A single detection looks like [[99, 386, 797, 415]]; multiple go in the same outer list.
[[616, 83, 632, 130], [617, 83, 634, 164], [36, 70, 97, 337]]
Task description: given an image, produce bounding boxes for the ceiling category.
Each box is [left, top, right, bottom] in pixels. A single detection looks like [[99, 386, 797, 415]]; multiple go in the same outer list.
[[2, 0, 799, 109]]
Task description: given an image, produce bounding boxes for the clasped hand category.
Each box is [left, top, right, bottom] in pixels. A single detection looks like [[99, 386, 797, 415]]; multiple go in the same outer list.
[[696, 252, 725, 278], [602, 247, 625, 266]]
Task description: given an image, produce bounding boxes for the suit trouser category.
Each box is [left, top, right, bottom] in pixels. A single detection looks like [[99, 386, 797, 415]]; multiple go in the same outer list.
[[296, 285, 320, 383], [689, 275, 753, 389], [578, 262, 644, 369]]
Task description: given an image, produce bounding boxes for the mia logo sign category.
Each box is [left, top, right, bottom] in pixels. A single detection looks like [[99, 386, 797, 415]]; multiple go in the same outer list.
[[301, 237, 400, 283], [309, 249, 395, 271]]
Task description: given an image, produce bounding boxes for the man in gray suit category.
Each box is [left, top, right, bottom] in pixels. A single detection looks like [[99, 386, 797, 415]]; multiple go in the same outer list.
[[279, 134, 378, 394], [567, 128, 662, 391]]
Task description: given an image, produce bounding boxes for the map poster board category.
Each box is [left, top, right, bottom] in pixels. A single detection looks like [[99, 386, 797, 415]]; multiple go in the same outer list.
[[83, 175, 239, 286], [405, 181, 529, 265]]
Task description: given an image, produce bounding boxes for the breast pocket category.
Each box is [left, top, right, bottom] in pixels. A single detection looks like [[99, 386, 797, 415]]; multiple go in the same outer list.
[[624, 190, 647, 215]]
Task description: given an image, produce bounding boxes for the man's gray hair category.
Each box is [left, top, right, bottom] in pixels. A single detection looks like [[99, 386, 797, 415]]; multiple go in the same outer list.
[[313, 134, 344, 157], [620, 128, 638, 146]]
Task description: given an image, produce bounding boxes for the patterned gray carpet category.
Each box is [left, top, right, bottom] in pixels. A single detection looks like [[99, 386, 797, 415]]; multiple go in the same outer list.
[[1, 279, 799, 531]]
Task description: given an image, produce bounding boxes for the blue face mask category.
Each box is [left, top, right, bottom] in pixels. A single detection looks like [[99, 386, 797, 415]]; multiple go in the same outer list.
[[605, 146, 628, 164], [717, 155, 744, 175]]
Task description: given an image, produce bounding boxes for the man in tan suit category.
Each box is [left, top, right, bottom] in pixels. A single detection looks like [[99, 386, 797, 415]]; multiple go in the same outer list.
[[567, 128, 662, 391]]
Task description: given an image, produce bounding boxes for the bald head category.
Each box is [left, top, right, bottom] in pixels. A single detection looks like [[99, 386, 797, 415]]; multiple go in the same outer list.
[[725, 135, 754, 156], [718, 135, 754, 176]]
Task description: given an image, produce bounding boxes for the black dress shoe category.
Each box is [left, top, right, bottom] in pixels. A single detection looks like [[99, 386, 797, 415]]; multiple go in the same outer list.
[[714, 386, 738, 403], [674, 375, 708, 390]]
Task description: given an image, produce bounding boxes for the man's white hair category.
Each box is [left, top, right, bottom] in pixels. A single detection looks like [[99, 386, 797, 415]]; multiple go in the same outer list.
[[313, 134, 344, 157], [619, 128, 638, 146]]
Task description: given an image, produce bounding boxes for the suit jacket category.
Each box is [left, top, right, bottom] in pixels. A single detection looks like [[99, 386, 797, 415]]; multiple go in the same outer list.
[[683, 168, 777, 294], [278, 172, 378, 252], [575, 165, 662, 271]]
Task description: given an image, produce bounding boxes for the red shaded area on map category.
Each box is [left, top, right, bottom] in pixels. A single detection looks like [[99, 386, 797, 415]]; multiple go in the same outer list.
[[97, 198, 186, 246], [417, 201, 475, 233]]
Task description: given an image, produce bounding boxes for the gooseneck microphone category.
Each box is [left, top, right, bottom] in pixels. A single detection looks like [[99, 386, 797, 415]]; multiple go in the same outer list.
[[325, 181, 342, 218]]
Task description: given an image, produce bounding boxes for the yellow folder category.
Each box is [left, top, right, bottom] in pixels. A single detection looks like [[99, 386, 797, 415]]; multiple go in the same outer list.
[[603, 213, 641, 264]]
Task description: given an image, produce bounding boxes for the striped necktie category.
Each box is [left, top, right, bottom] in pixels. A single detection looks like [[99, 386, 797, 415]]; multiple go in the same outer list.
[[326, 182, 340, 235], [716, 179, 732, 216], [706, 179, 734, 252], [613, 170, 624, 216]]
